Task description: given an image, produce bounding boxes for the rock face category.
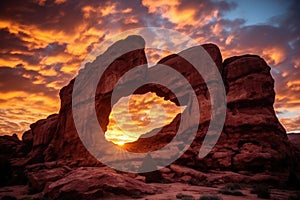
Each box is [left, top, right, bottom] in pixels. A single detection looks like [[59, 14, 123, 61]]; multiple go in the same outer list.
[[125, 51, 291, 173], [0, 35, 297, 198], [288, 133, 300, 151], [46, 36, 147, 166], [210, 55, 289, 172]]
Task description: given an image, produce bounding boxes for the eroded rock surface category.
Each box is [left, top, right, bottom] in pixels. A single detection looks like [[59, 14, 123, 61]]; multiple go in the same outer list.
[[0, 35, 298, 199]]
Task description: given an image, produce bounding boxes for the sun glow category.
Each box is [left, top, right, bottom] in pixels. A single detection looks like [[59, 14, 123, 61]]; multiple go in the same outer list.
[[105, 92, 184, 146], [115, 141, 125, 146]]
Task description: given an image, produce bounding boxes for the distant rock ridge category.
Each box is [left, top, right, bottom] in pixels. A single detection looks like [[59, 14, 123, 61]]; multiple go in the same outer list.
[[1, 35, 299, 198]]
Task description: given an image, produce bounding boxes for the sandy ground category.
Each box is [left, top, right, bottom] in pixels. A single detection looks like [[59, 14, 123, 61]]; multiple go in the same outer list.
[[1, 182, 298, 200], [133, 183, 299, 200]]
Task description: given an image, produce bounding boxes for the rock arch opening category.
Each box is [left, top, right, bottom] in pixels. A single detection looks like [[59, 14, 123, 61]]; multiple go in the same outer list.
[[104, 92, 185, 147]]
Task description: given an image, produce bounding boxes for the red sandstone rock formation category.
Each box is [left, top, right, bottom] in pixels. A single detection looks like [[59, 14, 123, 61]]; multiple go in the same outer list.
[[0, 35, 298, 198], [2, 35, 293, 170]]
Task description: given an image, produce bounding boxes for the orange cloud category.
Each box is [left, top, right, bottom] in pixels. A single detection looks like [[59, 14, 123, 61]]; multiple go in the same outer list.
[[278, 114, 300, 133], [262, 47, 286, 65], [141, 0, 219, 30], [0, 91, 58, 137]]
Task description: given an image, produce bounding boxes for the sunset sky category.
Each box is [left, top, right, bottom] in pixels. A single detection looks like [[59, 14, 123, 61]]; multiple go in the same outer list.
[[0, 0, 299, 138], [105, 92, 183, 145]]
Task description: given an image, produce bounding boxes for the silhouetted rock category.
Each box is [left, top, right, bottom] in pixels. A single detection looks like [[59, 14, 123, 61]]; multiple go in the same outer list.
[[0, 135, 21, 158], [288, 133, 300, 151], [0, 156, 12, 186]]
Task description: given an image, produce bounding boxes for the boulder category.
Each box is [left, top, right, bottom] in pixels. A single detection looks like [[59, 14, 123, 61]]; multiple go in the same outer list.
[[30, 114, 58, 147], [169, 164, 207, 181], [27, 167, 70, 192], [45, 167, 156, 200]]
